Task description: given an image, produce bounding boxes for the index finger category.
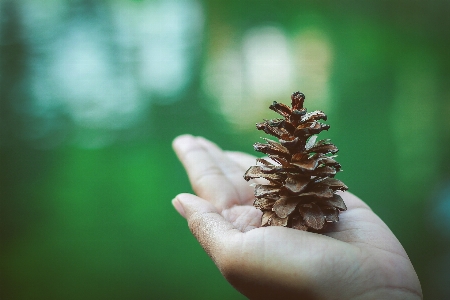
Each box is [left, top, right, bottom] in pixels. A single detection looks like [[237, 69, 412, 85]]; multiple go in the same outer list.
[[173, 135, 254, 210]]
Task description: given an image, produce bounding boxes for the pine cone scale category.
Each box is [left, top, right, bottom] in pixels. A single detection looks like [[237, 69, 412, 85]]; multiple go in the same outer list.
[[254, 198, 276, 210], [284, 175, 310, 194], [254, 184, 281, 197], [300, 203, 325, 230], [273, 197, 299, 219]]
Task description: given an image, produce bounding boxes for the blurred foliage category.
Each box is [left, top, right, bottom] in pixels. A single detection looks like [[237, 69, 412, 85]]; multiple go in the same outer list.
[[1, 0, 450, 299]]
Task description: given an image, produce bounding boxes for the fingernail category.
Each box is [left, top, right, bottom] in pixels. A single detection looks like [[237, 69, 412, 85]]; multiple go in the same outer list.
[[172, 197, 186, 218]]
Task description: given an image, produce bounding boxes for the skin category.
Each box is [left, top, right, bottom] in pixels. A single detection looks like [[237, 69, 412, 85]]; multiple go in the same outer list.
[[172, 134, 423, 300]]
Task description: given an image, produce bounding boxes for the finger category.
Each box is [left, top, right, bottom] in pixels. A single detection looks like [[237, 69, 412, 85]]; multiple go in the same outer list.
[[173, 134, 233, 207], [174, 193, 239, 264], [225, 151, 257, 171], [173, 135, 252, 210], [195, 137, 255, 203]]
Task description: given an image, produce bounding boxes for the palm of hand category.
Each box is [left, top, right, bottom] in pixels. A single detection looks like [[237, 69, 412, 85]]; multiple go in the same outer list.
[[173, 135, 422, 300]]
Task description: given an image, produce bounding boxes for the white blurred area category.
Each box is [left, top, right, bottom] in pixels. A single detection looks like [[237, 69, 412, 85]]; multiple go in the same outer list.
[[5, 0, 204, 148], [202, 25, 333, 131]]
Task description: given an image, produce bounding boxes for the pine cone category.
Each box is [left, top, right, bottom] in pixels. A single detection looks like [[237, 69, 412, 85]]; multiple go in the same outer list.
[[244, 92, 348, 231]]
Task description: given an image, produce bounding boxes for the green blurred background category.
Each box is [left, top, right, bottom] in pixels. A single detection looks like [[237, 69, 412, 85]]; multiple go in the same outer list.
[[1, 0, 449, 299]]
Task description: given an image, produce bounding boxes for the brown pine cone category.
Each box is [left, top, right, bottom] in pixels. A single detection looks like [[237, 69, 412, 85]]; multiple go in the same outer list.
[[244, 92, 348, 231]]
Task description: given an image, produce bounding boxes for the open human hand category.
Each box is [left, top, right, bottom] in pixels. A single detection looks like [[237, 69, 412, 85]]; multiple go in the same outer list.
[[172, 134, 422, 300]]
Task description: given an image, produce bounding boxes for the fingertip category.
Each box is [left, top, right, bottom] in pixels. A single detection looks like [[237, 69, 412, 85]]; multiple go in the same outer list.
[[172, 134, 194, 150], [174, 193, 218, 218], [172, 197, 186, 218]]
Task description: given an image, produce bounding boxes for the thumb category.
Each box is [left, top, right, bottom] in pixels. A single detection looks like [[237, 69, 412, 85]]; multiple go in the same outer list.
[[172, 193, 237, 262]]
